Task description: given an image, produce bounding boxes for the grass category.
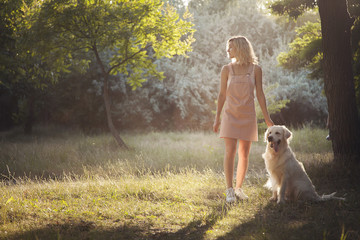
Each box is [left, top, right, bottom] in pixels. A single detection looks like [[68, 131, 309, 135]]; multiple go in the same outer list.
[[0, 126, 359, 240]]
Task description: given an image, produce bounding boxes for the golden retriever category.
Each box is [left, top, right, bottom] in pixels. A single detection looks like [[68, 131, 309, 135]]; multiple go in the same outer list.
[[262, 125, 345, 203]]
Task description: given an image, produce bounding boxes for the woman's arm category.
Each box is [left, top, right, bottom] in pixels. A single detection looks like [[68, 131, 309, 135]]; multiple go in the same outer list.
[[254, 65, 274, 127], [213, 65, 229, 133]]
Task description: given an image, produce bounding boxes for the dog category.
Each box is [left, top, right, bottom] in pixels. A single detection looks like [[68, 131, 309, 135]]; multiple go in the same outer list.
[[262, 125, 345, 203]]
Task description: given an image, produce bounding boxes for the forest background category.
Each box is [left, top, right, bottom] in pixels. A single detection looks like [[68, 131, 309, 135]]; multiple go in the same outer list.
[[1, 1, 360, 239], [2, 0, 359, 135]]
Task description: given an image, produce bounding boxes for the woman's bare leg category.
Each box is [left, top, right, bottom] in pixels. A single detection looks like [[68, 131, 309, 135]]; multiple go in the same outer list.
[[223, 138, 237, 188], [235, 140, 252, 189]]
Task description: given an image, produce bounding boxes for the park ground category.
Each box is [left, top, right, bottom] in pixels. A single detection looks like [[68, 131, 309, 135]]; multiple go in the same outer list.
[[0, 126, 359, 240]]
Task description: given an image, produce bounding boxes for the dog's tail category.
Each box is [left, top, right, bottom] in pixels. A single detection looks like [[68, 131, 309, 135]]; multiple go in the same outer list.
[[319, 192, 346, 201]]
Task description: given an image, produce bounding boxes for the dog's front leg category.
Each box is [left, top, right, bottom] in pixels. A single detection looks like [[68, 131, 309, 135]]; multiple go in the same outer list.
[[270, 190, 278, 202], [278, 176, 288, 204]]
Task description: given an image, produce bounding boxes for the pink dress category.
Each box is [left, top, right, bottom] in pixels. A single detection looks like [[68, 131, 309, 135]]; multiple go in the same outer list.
[[219, 63, 258, 141]]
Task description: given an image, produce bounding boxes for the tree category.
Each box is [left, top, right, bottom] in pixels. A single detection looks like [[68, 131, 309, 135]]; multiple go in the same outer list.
[[274, 3, 360, 105], [0, 0, 64, 134], [269, 0, 360, 162], [34, 0, 195, 148], [277, 21, 323, 79]]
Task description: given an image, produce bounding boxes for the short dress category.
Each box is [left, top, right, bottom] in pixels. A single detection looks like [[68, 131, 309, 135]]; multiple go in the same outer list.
[[219, 63, 258, 141]]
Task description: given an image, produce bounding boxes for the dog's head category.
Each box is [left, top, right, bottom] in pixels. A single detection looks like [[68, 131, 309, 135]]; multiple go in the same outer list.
[[264, 125, 292, 153]]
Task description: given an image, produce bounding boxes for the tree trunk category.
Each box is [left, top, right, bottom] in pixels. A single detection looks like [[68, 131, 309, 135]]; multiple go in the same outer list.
[[318, 0, 360, 162], [103, 74, 128, 149], [92, 44, 128, 149]]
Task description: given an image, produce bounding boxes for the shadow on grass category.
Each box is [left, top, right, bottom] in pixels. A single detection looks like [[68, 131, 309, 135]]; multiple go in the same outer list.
[[218, 199, 360, 240], [218, 160, 360, 240], [7, 220, 149, 240], [6, 203, 231, 240], [152, 203, 230, 240]]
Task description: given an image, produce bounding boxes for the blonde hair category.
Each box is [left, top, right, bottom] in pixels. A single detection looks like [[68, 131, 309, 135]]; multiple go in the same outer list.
[[227, 36, 258, 65]]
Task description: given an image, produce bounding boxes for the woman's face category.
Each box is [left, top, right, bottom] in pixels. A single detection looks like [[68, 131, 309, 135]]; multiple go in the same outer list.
[[227, 41, 236, 59]]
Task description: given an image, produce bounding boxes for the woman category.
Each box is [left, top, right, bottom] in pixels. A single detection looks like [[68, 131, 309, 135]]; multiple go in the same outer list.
[[213, 36, 274, 203]]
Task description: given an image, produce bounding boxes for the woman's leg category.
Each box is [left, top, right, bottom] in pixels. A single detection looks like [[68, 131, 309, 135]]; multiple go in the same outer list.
[[223, 138, 237, 188], [235, 140, 252, 189]]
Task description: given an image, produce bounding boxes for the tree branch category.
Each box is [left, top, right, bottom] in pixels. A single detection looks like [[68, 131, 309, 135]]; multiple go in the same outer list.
[[92, 42, 107, 76], [107, 43, 153, 75]]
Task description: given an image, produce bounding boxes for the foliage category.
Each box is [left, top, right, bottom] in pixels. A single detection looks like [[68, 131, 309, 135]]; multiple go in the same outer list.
[[268, 0, 360, 114], [256, 39, 328, 125], [0, 0, 337, 132], [277, 21, 322, 79], [45, 63, 107, 132], [268, 0, 316, 19], [0, 0, 69, 89], [0, 0, 65, 133], [255, 83, 290, 131], [54, 0, 329, 130], [34, 0, 195, 89], [29, 0, 195, 147]]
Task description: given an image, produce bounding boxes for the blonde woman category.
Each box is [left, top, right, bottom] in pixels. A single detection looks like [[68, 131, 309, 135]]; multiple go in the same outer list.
[[213, 36, 274, 203]]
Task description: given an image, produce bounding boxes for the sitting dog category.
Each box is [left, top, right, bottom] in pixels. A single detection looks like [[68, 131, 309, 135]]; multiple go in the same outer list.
[[262, 125, 345, 203]]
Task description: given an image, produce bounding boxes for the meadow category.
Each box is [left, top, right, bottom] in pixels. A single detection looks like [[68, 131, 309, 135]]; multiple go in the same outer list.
[[0, 126, 359, 240]]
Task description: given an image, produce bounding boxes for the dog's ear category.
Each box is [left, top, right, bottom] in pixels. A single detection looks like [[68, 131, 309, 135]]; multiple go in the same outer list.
[[282, 126, 292, 141], [264, 127, 271, 142]]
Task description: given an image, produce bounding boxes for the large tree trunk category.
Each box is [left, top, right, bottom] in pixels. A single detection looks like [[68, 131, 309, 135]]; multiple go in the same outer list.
[[318, 0, 360, 162]]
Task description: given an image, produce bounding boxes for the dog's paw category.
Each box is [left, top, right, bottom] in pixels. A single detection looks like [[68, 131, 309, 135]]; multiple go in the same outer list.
[[269, 196, 277, 202], [277, 198, 285, 204]]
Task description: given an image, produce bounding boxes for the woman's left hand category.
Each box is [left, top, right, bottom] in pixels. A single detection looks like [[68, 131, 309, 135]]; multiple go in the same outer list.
[[265, 118, 274, 127], [213, 119, 221, 133]]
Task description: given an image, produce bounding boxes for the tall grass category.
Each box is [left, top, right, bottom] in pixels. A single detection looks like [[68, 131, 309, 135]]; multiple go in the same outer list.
[[0, 126, 358, 240], [0, 125, 332, 180], [1, 126, 225, 179]]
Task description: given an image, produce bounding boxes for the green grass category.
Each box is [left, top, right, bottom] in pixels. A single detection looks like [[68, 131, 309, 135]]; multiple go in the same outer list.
[[0, 126, 359, 240]]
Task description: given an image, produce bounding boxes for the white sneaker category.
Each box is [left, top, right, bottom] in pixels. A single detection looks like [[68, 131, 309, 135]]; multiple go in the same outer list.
[[235, 188, 248, 200], [226, 188, 236, 203]]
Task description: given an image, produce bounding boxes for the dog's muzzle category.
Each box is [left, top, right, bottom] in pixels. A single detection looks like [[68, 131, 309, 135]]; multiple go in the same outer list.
[[268, 136, 281, 153]]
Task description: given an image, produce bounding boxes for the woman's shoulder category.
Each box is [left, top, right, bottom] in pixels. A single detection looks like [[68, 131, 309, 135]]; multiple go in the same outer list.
[[253, 64, 262, 73], [252, 63, 261, 69], [221, 64, 231, 73]]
